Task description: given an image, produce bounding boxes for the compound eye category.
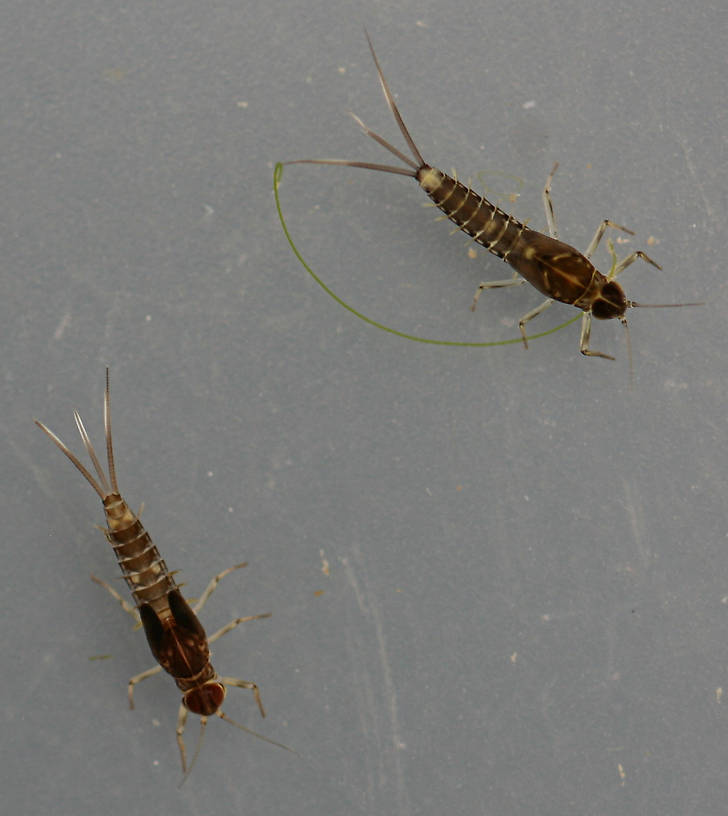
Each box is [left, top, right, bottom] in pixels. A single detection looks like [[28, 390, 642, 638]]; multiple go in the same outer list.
[[591, 299, 614, 319]]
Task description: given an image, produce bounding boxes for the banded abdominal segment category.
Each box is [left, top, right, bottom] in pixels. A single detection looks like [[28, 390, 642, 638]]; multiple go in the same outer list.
[[417, 166, 529, 261], [102, 492, 177, 611]]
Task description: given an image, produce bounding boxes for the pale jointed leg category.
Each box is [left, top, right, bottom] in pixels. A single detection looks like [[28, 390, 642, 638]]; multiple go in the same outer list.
[[191, 561, 248, 614], [542, 161, 560, 239], [584, 219, 635, 260], [518, 298, 555, 349], [175, 702, 193, 774], [220, 676, 266, 718], [578, 311, 615, 360], [609, 247, 662, 280], [207, 612, 272, 645], [471, 271, 525, 311], [127, 664, 163, 709], [90, 573, 140, 623]]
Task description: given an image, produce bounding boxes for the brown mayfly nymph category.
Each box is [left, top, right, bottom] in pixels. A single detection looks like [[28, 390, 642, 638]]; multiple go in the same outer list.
[[35, 370, 291, 778], [286, 31, 701, 362]]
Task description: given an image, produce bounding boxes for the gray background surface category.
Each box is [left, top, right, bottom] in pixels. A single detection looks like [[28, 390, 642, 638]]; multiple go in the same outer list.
[[2, 1, 726, 814]]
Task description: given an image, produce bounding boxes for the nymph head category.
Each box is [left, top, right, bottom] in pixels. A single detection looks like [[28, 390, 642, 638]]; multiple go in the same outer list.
[[183, 681, 226, 716], [591, 280, 629, 320]]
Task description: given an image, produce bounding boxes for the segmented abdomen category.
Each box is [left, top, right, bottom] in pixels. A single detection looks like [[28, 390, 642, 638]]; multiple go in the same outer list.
[[417, 166, 530, 261], [102, 493, 178, 612]]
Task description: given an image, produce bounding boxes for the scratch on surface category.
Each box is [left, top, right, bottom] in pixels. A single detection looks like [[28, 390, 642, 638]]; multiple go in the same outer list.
[[53, 312, 72, 340], [678, 138, 715, 224], [341, 553, 410, 815], [7, 418, 57, 504], [621, 476, 649, 572]]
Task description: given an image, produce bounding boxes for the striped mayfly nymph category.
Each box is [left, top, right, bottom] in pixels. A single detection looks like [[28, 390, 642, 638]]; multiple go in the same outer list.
[[286, 31, 701, 362], [35, 370, 291, 778]]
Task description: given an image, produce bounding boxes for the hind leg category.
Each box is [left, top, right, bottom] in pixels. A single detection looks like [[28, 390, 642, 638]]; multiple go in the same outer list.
[[470, 272, 525, 311], [190, 561, 248, 614], [91, 573, 140, 623], [517, 298, 555, 349], [541, 161, 560, 238]]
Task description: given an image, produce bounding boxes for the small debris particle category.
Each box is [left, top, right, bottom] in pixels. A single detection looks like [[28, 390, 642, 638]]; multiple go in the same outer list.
[[53, 313, 72, 340], [103, 68, 126, 82]]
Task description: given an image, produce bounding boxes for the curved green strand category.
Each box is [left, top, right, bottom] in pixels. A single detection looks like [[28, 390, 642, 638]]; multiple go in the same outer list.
[[274, 163, 579, 348]]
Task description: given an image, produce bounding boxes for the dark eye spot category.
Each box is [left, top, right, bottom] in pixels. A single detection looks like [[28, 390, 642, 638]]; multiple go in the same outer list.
[[592, 299, 613, 319]]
